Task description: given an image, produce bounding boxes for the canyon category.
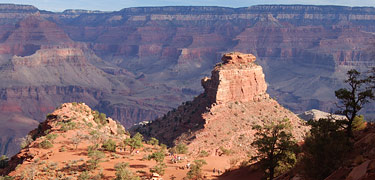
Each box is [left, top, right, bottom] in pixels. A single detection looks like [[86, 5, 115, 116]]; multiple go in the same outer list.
[[0, 4, 375, 156], [134, 52, 309, 156]]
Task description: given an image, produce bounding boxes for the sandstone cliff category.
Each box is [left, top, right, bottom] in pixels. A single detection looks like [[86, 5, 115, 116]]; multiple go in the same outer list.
[[1, 4, 375, 157], [0, 15, 185, 157], [135, 53, 309, 156]]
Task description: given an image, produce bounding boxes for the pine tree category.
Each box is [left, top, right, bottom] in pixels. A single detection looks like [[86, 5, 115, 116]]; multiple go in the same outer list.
[[335, 69, 373, 137], [251, 119, 298, 180]]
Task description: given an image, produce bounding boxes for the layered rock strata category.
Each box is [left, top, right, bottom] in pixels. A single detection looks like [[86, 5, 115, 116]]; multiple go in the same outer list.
[[135, 53, 309, 156]]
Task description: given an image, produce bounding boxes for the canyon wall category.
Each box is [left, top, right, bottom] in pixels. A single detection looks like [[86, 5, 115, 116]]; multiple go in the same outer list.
[[0, 4, 375, 156], [135, 53, 308, 156]]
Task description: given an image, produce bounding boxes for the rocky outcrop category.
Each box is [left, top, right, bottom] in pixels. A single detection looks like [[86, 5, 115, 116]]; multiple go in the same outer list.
[[202, 52, 268, 104], [1, 4, 375, 156], [135, 53, 309, 156], [0, 102, 127, 177], [298, 109, 346, 121]]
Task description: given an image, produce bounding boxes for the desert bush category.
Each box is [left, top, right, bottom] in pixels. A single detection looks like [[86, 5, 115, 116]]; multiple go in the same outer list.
[[88, 144, 99, 155], [352, 115, 366, 131], [87, 150, 105, 170], [124, 133, 143, 153], [70, 133, 83, 150], [0, 155, 9, 168], [20, 166, 38, 180], [115, 162, 140, 180], [219, 146, 232, 156], [102, 139, 117, 152], [150, 163, 167, 176], [148, 150, 166, 163], [116, 122, 126, 135], [147, 137, 159, 146], [186, 159, 207, 180], [170, 143, 188, 154], [39, 140, 53, 149], [46, 134, 58, 142], [59, 121, 77, 132], [91, 170, 104, 180], [78, 171, 91, 180], [160, 144, 167, 150], [0, 176, 14, 180], [20, 135, 33, 149], [198, 150, 209, 157], [93, 111, 107, 125]]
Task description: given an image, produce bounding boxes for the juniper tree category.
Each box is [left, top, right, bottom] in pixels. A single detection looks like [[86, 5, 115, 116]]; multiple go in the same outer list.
[[251, 119, 298, 180], [186, 159, 207, 180], [302, 118, 352, 179], [124, 132, 143, 153], [335, 69, 374, 137]]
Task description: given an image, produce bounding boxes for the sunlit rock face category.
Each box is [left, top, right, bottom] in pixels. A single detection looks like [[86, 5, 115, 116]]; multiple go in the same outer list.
[[1, 4, 375, 156], [202, 52, 268, 104]]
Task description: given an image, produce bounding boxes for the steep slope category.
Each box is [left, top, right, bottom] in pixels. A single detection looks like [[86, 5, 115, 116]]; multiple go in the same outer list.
[[1, 4, 375, 156], [0, 102, 127, 179], [0, 15, 183, 157], [135, 52, 309, 156], [0, 103, 241, 180]]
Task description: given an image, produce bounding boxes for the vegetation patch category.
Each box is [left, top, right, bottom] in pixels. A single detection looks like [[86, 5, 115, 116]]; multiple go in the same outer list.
[[39, 139, 53, 149]]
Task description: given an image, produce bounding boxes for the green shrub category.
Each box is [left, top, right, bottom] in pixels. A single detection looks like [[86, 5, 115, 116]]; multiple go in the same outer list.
[[160, 144, 167, 150], [20, 135, 33, 149], [0, 176, 14, 180], [116, 122, 126, 135], [88, 144, 99, 155], [93, 111, 107, 125], [46, 134, 58, 142], [171, 143, 188, 154], [39, 140, 53, 149], [115, 163, 140, 180], [150, 163, 166, 176], [78, 171, 91, 180], [87, 150, 105, 170], [147, 137, 159, 146], [148, 150, 165, 163], [219, 146, 232, 156], [102, 139, 117, 152], [59, 121, 77, 132], [186, 159, 207, 179], [124, 133, 143, 153], [302, 118, 352, 179], [199, 150, 209, 157], [352, 115, 366, 131], [0, 155, 9, 168]]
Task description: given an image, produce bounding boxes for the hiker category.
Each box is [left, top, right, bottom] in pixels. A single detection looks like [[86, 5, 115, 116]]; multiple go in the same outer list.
[[213, 168, 216, 173]]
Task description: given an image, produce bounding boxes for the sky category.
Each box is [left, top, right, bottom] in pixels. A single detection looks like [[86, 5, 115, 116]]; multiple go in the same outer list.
[[0, 0, 375, 12]]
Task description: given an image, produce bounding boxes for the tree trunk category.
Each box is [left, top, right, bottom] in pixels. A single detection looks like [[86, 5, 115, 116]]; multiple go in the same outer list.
[[347, 121, 353, 137], [269, 166, 275, 180]]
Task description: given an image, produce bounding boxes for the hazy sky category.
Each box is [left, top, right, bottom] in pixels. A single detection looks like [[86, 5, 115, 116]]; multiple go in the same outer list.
[[0, 0, 375, 12]]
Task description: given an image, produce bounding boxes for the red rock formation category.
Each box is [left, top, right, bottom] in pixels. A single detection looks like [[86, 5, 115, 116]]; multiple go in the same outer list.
[[136, 52, 309, 156], [202, 52, 267, 104]]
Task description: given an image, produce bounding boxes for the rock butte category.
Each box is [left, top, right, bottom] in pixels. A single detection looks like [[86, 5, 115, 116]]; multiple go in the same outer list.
[[202, 52, 268, 104], [2, 4, 375, 157], [136, 52, 309, 156]]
